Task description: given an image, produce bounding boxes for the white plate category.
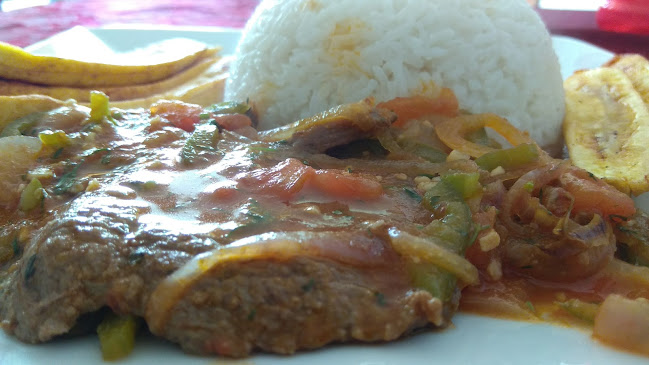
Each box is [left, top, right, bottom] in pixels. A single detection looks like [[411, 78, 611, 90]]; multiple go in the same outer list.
[[2, 26, 646, 365]]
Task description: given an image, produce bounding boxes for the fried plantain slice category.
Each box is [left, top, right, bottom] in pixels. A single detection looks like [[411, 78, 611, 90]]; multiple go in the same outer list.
[[0, 41, 218, 88], [0, 54, 228, 105], [563, 66, 649, 196], [606, 54, 649, 105]]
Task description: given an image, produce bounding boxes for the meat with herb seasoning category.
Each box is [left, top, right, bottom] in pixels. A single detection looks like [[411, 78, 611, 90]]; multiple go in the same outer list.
[[0, 96, 477, 357]]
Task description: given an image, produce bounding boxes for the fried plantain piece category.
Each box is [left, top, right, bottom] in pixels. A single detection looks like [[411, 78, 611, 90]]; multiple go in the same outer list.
[[606, 54, 649, 105], [563, 65, 649, 196]]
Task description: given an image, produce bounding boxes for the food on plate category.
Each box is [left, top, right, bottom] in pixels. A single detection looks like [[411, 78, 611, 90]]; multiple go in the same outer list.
[[1, 87, 649, 359], [0, 40, 217, 88], [225, 0, 566, 154], [0, 94, 478, 357], [0, 94, 67, 132], [0, 39, 230, 110], [563, 54, 649, 195], [2, 0, 649, 361], [0, 55, 230, 108]]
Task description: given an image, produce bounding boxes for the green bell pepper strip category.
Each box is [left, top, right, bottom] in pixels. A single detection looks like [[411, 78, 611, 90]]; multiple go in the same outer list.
[[402, 174, 479, 300], [96, 313, 140, 361], [179, 123, 220, 165], [475, 143, 539, 172]]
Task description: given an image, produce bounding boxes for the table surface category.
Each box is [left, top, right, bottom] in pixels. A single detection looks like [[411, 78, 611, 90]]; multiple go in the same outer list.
[[0, 0, 648, 57]]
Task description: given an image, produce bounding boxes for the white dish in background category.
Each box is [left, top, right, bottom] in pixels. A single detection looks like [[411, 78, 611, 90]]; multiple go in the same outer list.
[[2, 26, 645, 365]]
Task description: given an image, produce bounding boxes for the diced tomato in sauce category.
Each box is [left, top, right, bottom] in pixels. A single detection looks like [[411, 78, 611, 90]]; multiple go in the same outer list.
[[150, 100, 204, 132], [213, 114, 252, 131], [238, 158, 383, 201], [309, 170, 384, 200], [150, 100, 253, 133]]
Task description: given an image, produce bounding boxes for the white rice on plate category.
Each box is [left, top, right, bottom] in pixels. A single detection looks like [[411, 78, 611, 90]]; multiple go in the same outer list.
[[225, 0, 565, 152]]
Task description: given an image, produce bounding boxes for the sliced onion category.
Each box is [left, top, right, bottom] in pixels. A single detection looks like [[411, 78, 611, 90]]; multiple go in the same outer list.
[[303, 152, 478, 176], [436, 113, 537, 158], [500, 162, 569, 236], [145, 230, 400, 334]]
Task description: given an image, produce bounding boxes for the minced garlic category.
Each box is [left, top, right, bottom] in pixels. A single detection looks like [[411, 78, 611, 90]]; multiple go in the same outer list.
[[479, 229, 501, 252]]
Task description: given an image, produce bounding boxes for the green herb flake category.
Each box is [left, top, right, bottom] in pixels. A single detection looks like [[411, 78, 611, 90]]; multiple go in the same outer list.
[[523, 181, 535, 192], [331, 210, 343, 215], [87, 147, 110, 156], [428, 195, 441, 207], [249, 146, 277, 154], [301, 279, 316, 292], [375, 292, 387, 307], [100, 151, 112, 165], [11, 237, 20, 255], [247, 309, 256, 321], [24, 255, 37, 280], [52, 165, 79, 195], [226, 199, 271, 239], [51, 147, 64, 159], [618, 226, 640, 238], [525, 301, 536, 313], [418, 174, 436, 179], [468, 224, 491, 245], [523, 238, 537, 245], [128, 252, 145, 265], [81, 122, 97, 133], [404, 187, 422, 203]]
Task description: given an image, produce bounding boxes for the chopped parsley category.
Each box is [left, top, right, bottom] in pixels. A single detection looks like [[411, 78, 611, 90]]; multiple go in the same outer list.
[[11, 237, 20, 255], [525, 301, 536, 313], [247, 309, 257, 321], [52, 164, 79, 195], [375, 292, 387, 307], [301, 279, 316, 292], [51, 147, 64, 159], [404, 187, 422, 203], [523, 181, 535, 192], [128, 251, 146, 265], [24, 255, 37, 281]]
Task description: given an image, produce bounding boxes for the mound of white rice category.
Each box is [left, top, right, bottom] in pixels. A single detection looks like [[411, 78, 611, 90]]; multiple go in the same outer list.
[[225, 0, 565, 151]]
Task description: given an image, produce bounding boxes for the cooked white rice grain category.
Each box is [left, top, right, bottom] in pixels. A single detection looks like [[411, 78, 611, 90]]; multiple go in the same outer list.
[[225, 0, 565, 152]]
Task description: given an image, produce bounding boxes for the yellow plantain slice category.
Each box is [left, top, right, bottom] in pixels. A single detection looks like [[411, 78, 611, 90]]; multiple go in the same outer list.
[[108, 73, 228, 110], [0, 41, 219, 88], [564, 66, 649, 196], [0, 54, 228, 104], [606, 54, 649, 105], [100, 56, 231, 109]]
